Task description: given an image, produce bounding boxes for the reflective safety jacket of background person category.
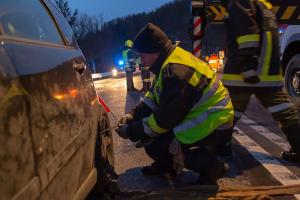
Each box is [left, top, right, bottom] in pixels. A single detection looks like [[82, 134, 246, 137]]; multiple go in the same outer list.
[[222, 0, 282, 88], [135, 46, 234, 144], [122, 45, 137, 72]]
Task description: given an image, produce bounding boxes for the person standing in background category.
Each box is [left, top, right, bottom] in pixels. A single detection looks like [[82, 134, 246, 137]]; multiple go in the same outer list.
[[221, 0, 300, 163], [123, 40, 138, 91]]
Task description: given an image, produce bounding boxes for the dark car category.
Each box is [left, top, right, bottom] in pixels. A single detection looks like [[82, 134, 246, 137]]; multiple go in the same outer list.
[[0, 0, 115, 199]]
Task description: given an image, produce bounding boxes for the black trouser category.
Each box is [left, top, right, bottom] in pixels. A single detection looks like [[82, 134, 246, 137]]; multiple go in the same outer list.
[[125, 71, 134, 90], [228, 86, 300, 152], [144, 129, 232, 174], [141, 69, 151, 92]]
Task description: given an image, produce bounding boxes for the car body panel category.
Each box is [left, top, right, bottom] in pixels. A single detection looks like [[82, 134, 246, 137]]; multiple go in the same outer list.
[[2, 22, 95, 200], [0, 43, 37, 200], [0, 0, 109, 199], [280, 25, 300, 58]]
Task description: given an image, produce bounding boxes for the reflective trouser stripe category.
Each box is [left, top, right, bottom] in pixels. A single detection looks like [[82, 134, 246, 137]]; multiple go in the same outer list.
[[222, 74, 283, 87], [237, 34, 260, 47], [174, 96, 231, 133], [267, 103, 294, 113], [238, 41, 259, 49], [241, 70, 258, 78], [222, 74, 283, 81], [142, 97, 158, 111], [222, 79, 283, 87]]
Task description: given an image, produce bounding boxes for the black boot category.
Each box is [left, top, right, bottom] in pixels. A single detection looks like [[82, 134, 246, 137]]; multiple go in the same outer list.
[[281, 123, 300, 163], [196, 162, 229, 185], [281, 150, 300, 162], [141, 162, 173, 176]]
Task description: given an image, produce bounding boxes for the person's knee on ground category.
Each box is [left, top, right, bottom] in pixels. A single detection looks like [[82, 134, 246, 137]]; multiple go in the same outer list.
[[142, 133, 174, 175], [184, 146, 229, 185]]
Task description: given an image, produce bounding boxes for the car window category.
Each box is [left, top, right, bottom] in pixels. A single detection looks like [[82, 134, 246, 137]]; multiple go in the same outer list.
[[0, 0, 63, 45], [46, 1, 76, 47]]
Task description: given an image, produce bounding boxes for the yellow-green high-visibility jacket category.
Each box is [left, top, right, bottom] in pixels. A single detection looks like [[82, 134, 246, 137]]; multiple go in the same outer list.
[[122, 48, 137, 72], [122, 49, 130, 63], [143, 47, 234, 144], [222, 0, 283, 88]]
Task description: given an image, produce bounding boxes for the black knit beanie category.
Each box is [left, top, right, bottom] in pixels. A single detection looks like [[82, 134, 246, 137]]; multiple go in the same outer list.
[[133, 23, 169, 53]]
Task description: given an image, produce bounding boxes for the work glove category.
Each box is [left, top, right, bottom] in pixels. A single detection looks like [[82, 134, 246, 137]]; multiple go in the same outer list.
[[115, 124, 129, 139], [118, 113, 134, 126], [244, 75, 260, 84]]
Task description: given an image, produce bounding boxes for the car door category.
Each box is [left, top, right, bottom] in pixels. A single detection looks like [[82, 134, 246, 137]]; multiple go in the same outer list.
[[43, 0, 102, 197], [0, 41, 38, 200], [0, 0, 98, 199]]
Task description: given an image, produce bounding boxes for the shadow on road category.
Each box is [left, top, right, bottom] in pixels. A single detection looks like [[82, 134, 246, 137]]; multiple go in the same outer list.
[[115, 169, 221, 200]]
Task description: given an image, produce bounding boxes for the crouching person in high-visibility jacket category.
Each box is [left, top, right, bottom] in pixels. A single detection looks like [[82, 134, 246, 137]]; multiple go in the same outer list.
[[116, 23, 234, 185]]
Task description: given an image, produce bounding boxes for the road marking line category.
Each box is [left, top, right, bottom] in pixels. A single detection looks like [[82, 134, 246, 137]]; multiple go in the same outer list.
[[234, 127, 300, 199], [239, 116, 290, 151]]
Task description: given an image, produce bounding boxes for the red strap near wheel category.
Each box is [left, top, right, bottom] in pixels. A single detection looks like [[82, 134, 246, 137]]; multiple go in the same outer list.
[[98, 96, 110, 113]]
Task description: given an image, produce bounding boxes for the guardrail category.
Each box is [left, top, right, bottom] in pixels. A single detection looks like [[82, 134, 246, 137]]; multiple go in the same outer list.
[[92, 70, 140, 81], [91, 72, 112, 80]]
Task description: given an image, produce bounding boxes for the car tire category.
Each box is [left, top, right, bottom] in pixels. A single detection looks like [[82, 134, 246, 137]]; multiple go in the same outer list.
[[92, 114, 117, 195], [285, 53, 300, 101]]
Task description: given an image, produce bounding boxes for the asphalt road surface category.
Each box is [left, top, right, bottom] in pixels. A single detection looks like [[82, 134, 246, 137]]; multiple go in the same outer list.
[[93, 75, 300, 200]]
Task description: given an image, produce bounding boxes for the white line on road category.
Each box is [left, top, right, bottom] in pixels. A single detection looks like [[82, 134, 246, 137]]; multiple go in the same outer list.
[[234, 127, 300, 199], [239, 116, 290, 151]]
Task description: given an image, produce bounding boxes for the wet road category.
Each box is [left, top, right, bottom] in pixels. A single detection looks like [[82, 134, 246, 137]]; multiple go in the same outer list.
[[94, 75, 300, 199]]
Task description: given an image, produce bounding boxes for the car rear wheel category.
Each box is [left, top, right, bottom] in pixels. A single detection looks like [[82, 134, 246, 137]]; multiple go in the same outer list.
[[92, 114, 117, 195], [285, 54, 300, 101]]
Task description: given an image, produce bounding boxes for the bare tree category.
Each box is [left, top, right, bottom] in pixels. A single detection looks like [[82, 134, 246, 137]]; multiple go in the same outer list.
[[55, 0, 78, 30], [76, 13, 103, 39], [54, 0, 103, 40]]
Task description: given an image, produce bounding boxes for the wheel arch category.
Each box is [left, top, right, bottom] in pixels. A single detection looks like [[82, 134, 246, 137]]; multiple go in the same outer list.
[[282, 41, 300, 74]]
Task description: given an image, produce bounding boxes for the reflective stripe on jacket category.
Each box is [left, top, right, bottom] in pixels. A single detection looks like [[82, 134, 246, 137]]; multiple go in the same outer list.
[[122, 48, 136, 70], [144, 47, 234, 144], [122, 49, 129, 62]]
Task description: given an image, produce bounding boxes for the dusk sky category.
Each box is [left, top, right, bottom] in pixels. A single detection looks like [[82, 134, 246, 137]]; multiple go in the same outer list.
[[68, 0, 174, 22]]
